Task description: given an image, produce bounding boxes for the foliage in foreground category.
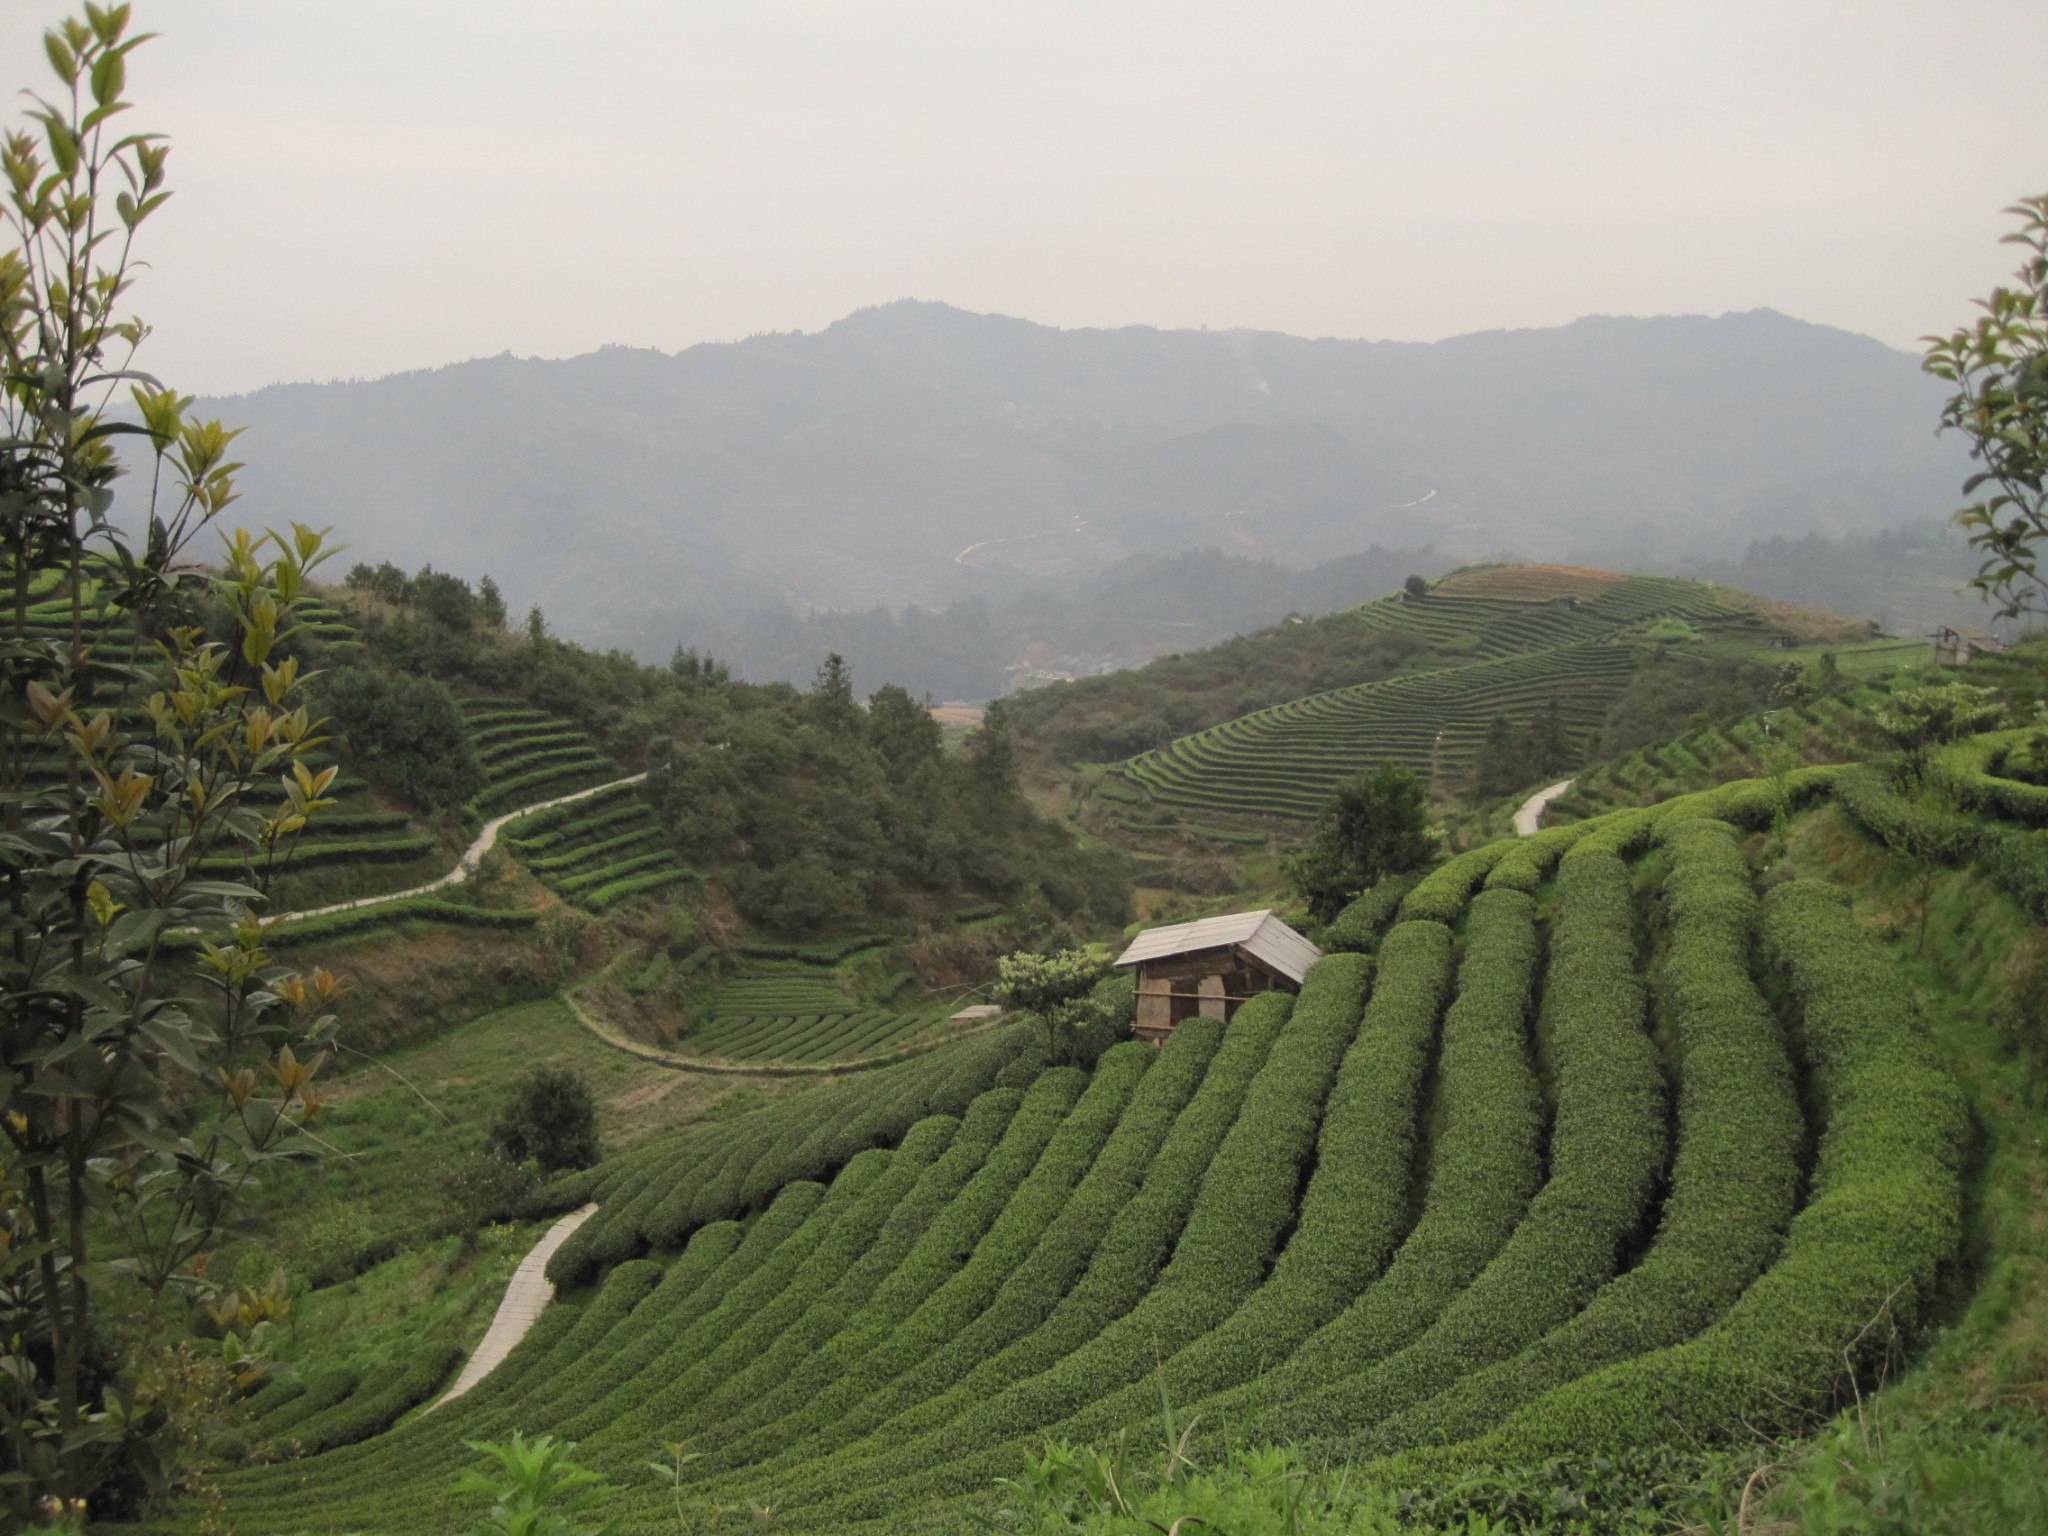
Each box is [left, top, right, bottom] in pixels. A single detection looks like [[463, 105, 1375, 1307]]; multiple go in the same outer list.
[[0, 9, 355, 1519]]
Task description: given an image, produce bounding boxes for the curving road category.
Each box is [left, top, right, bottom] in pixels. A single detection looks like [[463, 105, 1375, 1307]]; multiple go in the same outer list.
[[1513, 778, 1574, 836], [278, 774, 647, 924], [426, 1203, 599, 1410]]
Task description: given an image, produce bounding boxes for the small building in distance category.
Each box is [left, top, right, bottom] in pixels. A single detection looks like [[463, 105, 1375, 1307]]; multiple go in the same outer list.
[[1115, 910, 1321, 1047], [1931, 624, 2007, 667]]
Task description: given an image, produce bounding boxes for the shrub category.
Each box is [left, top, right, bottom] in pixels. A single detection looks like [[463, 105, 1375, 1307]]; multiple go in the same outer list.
[[1399, 842, 1515, 923], [1392, 875, 1967, 1478], [487, 1067, 602, 1174], [1230, 892, 1544, 1447], [1366, 820, 1803, 1456], [1319, 873, 1419, 952], [322, 664, 484, 809], [280, 1343, 465, 1453]]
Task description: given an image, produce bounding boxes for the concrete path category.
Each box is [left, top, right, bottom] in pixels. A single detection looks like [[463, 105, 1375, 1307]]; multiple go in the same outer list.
[[1513, 778, 1574, 836], [428, 1203, 600, 1410], [280, 774, 646, 924]]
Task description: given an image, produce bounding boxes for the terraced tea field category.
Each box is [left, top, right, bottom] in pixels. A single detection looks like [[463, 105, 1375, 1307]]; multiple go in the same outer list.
[[502, 777, 692, 913], [1106, 575, 1777, 821], [679, 1008, 951, 1065], [210, 767, 1972, 1535], [461, 696, 622, 814], [11, 588, 482, 906]]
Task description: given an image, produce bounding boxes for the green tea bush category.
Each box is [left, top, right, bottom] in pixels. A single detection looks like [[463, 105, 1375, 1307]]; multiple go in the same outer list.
[[278, 1344, 465, 1454], [617, 1072, 1090, 1477], [1320, 873, 1419, 952], [1370, 821, 1803, 1455], [1228, 891, 1545, 1447], [1311, 850, 1666, 1454], [1399, 843, 1514, 923], [825, 1021, 1225, 1453], [714, 1049, 1152, 1454], [1398, 874, 1967, 1474], [1048, 938, 1443, 1444], [1484, 819, 1590, 892], [783, 982, 1360, 1518]]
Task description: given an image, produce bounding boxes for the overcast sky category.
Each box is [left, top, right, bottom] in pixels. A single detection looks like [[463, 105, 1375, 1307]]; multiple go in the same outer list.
[[4, 0, 2044, 397]]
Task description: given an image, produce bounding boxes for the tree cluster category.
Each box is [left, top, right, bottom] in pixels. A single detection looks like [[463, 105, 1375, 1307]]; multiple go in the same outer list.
[[1470, 700, 1572, 800], [319, 664, 482, 810], [1283, 764, 1437, 923]]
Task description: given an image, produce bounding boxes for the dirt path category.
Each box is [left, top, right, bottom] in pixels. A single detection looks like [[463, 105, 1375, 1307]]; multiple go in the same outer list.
[[427, 1203, 599, 1410], [1513, 778, 1574, 836], [281, 774, 646, 924]]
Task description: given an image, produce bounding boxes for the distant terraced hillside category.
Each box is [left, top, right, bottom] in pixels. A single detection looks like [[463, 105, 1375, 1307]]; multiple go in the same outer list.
[[1099, 567, 1892, 824], [459, 696, 624, 813]]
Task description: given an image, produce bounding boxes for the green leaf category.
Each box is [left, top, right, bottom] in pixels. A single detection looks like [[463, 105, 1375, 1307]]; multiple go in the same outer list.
[[89, 45, 124, 107], [43, 33, 77, 84]]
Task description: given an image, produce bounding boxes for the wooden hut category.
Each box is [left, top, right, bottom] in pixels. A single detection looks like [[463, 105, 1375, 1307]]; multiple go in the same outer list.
[[1931, 624, 2006, 667], [1114, 909, 1321, 1047]]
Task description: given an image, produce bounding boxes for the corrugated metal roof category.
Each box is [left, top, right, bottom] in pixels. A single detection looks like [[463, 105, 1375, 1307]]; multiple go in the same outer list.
[[1114, 909, 1322, 987]]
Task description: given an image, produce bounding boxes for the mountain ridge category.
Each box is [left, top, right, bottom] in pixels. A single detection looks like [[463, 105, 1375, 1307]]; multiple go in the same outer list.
[[180, 301, 1964, 662]]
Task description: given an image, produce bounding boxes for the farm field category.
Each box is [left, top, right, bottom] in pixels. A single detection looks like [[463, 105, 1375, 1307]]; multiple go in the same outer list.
[[460, 695, 624, 815], [14, 585, 482, 911], [201, 755, 2022, 1535], [501, 776, 693, 913], [678, 1007, 953, 1065], [1100, 571, 1844, 824]]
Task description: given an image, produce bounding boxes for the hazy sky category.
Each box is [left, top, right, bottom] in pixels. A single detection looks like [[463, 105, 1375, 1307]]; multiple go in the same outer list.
[[3, 0, 2044, 397]]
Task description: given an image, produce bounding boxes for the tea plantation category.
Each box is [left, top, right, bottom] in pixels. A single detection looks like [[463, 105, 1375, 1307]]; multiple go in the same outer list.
[[200, 757, 2004, 1534], [501, 776, 693, 913], [1105, 572, 1862, 822], [461, 695, 623, 814]]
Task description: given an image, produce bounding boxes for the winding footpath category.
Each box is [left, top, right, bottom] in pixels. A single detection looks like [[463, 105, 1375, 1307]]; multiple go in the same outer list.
[[427, 1204, 600, 1411], [1513, 777, 1574, 836], [279, 774, 647, 925]]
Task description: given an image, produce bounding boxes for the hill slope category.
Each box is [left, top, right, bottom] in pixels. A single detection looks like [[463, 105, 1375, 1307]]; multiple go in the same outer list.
[[1021, 565, 1889, 826], [201, 759, 2017, 1534]]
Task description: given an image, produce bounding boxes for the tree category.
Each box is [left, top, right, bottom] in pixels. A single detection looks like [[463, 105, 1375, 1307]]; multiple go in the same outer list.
[[487, 1067, 602, 1174], [810, 650, 859, 734], [1471, 713, 1525, 799], [1284, 763, 1436, 922], [477, 573, 507, 631], [321, 664, 483, 810], [968, 698, 1019, 801], [991, 946, 1115, 1065], [1529, 698, 1570, 777], [1871, 682, 2003, 783], [0, 12, 348, 1515], [1925, 193, 2048, 621], [526, 605, 547, 645], [411, 566, 478, 630], [866, 683, 942, 775], [368, 559, 411, 605], [1403, 573, 1429, 601]]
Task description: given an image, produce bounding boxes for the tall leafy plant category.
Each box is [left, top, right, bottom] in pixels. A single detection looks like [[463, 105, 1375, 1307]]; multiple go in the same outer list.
[[1925, 193, 2048, 621], [0, 7, 347, 1518]]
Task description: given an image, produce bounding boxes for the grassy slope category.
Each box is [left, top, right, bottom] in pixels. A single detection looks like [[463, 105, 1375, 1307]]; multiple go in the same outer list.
[[211, 999, 815, 1415]]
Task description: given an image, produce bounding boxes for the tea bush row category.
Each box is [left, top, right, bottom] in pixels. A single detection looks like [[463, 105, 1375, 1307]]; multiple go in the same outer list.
[[775, 977, 1363, 1519], [1391, 875, 1967, 1478], [1219, 891, 1543, 1446], [709, 997, 1290, 1515], [624, 1070, 1097, 1488], [1298, 851, 1665, 1455], [1367, 820, 1804, 1457], [541, 1024, 1038, 1284], [705, 1052, 1150, 1459]]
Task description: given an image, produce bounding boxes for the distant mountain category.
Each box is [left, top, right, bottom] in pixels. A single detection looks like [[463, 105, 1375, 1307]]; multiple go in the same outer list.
[[184, 302, 1966, 660]]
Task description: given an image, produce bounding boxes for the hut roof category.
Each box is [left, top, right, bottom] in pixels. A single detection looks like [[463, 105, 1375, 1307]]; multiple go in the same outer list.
[[1114, 909, 1321, 986]]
